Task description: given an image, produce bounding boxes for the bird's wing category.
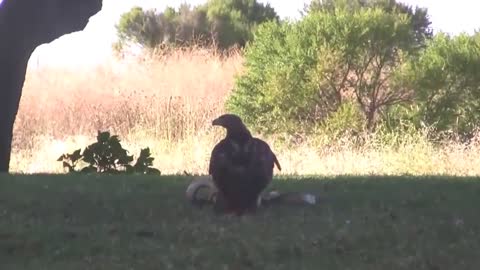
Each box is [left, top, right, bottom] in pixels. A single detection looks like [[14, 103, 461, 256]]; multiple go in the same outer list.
[[208, 140, 227, 175], [209, 139, 246, 175], [246, 138, 282, 171]]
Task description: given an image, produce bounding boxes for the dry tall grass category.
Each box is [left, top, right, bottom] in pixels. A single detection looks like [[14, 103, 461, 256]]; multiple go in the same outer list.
[[11, 48, 480, 176]]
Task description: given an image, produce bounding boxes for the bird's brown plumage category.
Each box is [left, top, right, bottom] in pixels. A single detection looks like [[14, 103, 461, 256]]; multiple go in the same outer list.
[[209, 114, 281, 215]]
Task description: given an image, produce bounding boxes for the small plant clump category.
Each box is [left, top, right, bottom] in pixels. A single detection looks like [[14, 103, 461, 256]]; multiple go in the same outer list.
[[57, 131, 161, 175]]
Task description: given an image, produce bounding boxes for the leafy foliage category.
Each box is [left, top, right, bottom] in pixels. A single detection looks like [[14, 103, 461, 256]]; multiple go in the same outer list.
[[114, 0, 278, 52], [315, 101, 365, 141], [226, 6, 426, 134], [400, 33, 480, 137], [202, 0, 278, 48], [307, 0, 432, 50], [57, 131, 161, 175], [115, 7, 164, 50]]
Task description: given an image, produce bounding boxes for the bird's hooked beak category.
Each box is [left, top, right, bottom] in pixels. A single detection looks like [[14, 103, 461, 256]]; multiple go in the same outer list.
[[212, 117, 223, 126]]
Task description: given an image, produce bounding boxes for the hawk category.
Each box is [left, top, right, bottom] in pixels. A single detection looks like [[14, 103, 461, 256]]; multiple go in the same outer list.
[[209, 114, 281, 215]]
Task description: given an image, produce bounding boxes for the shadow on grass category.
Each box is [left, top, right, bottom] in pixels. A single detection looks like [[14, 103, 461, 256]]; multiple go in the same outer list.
[[0, 174, 479, 269]]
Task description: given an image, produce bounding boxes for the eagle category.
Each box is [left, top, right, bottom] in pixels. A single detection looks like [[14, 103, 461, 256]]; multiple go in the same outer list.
[[209, 114, 281, 215]]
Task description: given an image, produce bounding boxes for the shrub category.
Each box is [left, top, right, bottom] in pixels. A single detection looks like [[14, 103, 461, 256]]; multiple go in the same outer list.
[[114, 0, 278, 52], [401, 33, 480, 137], [57, 131, 161, 175], [115, 6, 165, 50], [316, 101, 365, 138], [203, 0, 278, 48], [307, 0, 432, 50], [226, 6, 424, 135]]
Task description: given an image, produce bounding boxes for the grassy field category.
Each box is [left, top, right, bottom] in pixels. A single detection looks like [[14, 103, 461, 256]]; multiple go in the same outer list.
[[7, 46, 480, 268], [1, 174, 480, 269]]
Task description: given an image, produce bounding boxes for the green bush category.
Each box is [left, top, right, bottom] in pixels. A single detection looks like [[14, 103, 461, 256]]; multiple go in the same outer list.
[[314, 100, 365, 142], [401, 33, 480, 136], [307, 0, 432, 49], [377, 103, 422, 133], [115, 7, 165, 50], [114, 0, 278, 52], [203, 0, 278, 48], [57, 131, 161, 175], [226, 6, 425, 135]]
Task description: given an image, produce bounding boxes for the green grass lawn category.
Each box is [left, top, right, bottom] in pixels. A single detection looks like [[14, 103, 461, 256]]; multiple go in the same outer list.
[[1, 174, 480, 270]]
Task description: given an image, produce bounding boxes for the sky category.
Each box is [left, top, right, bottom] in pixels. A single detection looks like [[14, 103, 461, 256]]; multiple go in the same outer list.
[[26, 0, 480, 68]]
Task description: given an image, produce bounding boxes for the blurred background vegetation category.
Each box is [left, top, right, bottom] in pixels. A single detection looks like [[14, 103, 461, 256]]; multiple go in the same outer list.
[[14, 0, 480, 175], [114, 0, 480, 141]]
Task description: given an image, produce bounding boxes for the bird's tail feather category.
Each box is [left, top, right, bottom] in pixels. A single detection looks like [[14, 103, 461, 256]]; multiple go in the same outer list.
[[273, 153, 282, 171]]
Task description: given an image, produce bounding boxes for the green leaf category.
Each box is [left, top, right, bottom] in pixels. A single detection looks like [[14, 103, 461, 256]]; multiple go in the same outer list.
[[82, 147, 95, 165], [97, 131, 111, 143], [117, 154, 134, 166], [69, 149, 82, 163], [62, 161, 73, 171]]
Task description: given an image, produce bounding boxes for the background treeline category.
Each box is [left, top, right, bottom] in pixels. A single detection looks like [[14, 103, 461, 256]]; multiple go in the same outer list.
[[114, 0, 278, 51], [115, 0, 480, 142]]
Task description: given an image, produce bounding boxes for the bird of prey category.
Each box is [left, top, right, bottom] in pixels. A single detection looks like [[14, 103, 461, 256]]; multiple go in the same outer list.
[[209, 114, 281, 215]]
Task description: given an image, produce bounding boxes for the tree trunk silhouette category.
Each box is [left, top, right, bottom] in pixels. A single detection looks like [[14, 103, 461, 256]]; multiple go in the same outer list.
[[0, 0, 102, 172]]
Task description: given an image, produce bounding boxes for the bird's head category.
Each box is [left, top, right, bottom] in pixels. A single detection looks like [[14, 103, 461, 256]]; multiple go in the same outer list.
[[212, 114, 243, 128], [212, 114, 252, 142]]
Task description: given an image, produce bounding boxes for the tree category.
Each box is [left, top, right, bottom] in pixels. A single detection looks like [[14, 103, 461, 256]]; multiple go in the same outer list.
[[401, 33, 480, 136], [307, 0, 432, 50], [114, 0, 279, 52], [114, 7, 165, 51], [203, 0, 279, 48], [226, 7, 425, 134], [173, 4, 210, 46], [0, 0, 101, 173]]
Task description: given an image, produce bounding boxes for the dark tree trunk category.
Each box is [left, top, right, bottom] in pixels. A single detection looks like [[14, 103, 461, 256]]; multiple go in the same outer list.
[[0, 0, 102, 173], [0, 50, 29, 172], [366, 107, 377, 133]]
